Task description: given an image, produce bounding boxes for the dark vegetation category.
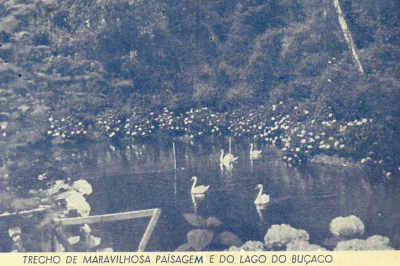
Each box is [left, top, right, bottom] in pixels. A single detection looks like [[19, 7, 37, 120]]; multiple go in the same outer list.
[[0, 0, 399, 251]]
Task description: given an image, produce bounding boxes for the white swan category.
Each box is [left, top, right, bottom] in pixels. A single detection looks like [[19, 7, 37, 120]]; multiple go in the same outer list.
[[220, 149, 238, 167], [250, 143, 262, 160], [254, 184, 270, 204], [191, 176, 210, 195]]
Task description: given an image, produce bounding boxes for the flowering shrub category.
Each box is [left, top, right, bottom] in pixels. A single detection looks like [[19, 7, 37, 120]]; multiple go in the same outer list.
[[239, 240, 266, 251], [286, 240, 327, 251], [123, 110, 158, 140], [154, 107, 185, 137], [47, 115, 88, 141], [334, 235, 393, 250], [264, 224, 309, 249], [329, 215, 365, 239], [182, 107, 227, 138], [24, 101, 400, 180], [0, 176, 99, 252], [226, 240, 265, 251], [95, 110, 125, 140]]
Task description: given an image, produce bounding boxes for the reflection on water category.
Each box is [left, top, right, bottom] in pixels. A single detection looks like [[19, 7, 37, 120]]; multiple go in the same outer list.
[[74, 140, 400, 251]]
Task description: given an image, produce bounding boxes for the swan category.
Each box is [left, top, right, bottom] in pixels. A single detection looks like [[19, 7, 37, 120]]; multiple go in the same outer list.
[[254, 184, 270, 205], [191, 176, 210, 195], [220, 149, 238, 166], [250, 143, 262, 160]]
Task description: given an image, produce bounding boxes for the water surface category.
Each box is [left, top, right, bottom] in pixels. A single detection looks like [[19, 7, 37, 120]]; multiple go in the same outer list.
[[80, 141, 400, 251]]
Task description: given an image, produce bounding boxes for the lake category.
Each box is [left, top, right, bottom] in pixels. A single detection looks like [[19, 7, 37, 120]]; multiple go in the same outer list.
[[72, 140, 400, 251]]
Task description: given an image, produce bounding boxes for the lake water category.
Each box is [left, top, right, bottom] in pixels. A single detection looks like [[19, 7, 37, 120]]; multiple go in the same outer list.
[[76, 140, 400, 251]]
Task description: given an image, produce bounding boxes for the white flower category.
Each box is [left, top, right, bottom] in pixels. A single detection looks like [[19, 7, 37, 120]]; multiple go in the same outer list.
[[68, 236, 81, 245], [56, 191, 91, 217], [47, 180, 70, 195], [72, 180, 93, 195], [264, 224, 309, 248], [8, 227, 21, 238], [330, 215, 365, 238], [81, 224, 92, 234], [334, 141, 340, 147]]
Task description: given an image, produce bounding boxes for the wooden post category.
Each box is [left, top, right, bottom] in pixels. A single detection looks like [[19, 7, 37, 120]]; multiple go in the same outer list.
[[172, 142, 177, 170], [172, 142, 177, 199], [138, 208, 161, 251]]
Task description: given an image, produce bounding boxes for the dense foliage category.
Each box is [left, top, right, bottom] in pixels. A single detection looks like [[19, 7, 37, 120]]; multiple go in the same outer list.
[[0, 0, 399, 251]]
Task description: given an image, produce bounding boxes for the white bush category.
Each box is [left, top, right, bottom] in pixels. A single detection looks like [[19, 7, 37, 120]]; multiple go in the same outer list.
[[329, 215, 365, 238], [264, 224, 309, 248], [286, 240, 327, 251], [334, 235, 393, 250]]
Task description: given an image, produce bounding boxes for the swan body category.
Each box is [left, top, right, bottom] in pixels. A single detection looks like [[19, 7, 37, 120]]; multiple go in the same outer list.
[[254, 184, 270, 204], [191, 176, 210, 194], [220, 149, 238, 166], [250, 143, 262, 160]]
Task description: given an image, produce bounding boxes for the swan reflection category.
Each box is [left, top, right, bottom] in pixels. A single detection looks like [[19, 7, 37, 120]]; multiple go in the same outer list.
[[191, 193, 205, 213]]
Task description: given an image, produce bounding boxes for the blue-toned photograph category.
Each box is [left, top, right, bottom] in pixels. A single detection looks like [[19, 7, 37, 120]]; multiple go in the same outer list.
[[0, 0, 399, 252]]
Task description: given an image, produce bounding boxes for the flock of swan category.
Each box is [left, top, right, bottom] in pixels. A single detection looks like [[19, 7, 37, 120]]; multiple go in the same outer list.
[[191, 176, 270, 206], [190, 143, 270, 207], [219, 142, 262, 167]]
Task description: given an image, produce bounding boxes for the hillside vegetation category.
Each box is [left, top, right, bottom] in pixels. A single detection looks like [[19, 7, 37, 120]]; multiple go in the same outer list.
[[0, 0, 399, 184]]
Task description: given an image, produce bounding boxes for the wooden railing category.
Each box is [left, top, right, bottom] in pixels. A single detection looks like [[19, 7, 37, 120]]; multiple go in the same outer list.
[[53, 208, 162, 251]]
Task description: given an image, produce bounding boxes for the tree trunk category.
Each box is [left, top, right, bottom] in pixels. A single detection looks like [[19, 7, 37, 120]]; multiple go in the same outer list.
[[333, 0, 364, 74]]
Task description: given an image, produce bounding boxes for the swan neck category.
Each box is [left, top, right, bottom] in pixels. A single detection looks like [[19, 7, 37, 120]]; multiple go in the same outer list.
[[192, 177, 197, 190], [220, 150, 224, 160], [257, 185, 263, 199], [250, 144, 253, 152]]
